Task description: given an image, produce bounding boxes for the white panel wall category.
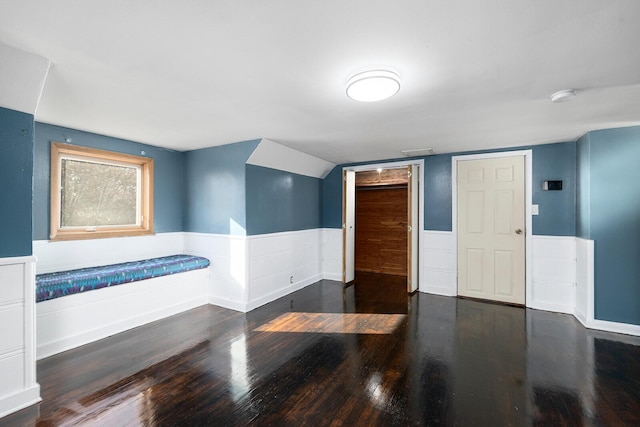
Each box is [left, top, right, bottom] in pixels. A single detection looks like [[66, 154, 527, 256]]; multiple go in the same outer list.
[[184, 232, 248, 312], [247, 229, 322, 311], [421, 231, 456, 296], [33, 229, 324, 324], [421, 232, 578, 313], [184, 229, 326, 312], [37, 268, 208, 359], [321, 228, 343, 281], [33, 232, 185, 274], [530, 236, 576, 314], [0, 256, 40, 419], [34, 232, 210, 359], [575, 238, 594, 326]]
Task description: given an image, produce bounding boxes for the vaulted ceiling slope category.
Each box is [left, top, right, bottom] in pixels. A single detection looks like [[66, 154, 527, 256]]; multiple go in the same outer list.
[[1, 1, 639, 163]]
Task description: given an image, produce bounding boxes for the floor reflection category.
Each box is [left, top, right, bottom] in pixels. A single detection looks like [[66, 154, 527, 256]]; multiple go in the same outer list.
[[416, 359, 451, 425], [3, 272, 640, 426], [229, 334, 249, 403], [592, 337, 640, 425], [532, 386, 583, 426], [39, 340, 213, 426], [255, 312, 406, 334]]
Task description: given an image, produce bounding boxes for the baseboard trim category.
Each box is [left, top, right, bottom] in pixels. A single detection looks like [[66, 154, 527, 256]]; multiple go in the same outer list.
[[322, 273, 342, 282], [529, 301, 574, 315], [246, 274, 321, 312], [0, 385, 41, 419], [208, 296, 248, 313], [586, 318, 640, 336], [420, 285, 456, 297], [573, 308, 588, 327]]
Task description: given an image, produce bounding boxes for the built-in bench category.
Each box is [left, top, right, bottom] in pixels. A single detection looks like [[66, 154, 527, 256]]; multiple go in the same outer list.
[[35, 254, 211, 360], [36, 254, 210, 302]]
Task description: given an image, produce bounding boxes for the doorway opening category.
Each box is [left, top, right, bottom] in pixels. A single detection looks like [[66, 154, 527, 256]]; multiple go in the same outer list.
[[343, 159, 423, 293], [355, 169, 408, 277]]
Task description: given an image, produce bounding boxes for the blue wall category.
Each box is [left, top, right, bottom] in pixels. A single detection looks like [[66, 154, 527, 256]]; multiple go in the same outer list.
[[0, 107, 34, 257], [322, 141, 576, 236], [576, 133, 591, 239], [579, 126, 640, 325], [532, 142, 576, 236], [424, 154, 453, 231], [183, 140, 260, 235], [18, 116, 640, 326], [33, 123, 185, 240], [322, 166, 343, 229], [246, 165, 322, 235]]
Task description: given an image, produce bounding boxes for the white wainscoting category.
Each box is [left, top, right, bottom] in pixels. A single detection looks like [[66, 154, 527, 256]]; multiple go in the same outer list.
[[184, 232, 249, 312], [34, 232, 210, 359], [421, 232, 577, 313], [421, 231, 456, 296], [575, 238, 594, 326], [247, 229, 322, 311], [529, 235, 576, 314], [36, 268, 209, 360], [184, 229, 325, 312], [0, 256, 40, 419], [33, 233, 185, 274], [321, 228, 343, 281]]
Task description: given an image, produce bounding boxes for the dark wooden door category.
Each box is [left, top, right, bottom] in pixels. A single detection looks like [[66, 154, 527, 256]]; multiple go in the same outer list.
[[355, 186, 408, 276]]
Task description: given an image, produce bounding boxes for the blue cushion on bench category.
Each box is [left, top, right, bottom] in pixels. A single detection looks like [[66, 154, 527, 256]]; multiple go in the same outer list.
[[36, 254, 210, 303]]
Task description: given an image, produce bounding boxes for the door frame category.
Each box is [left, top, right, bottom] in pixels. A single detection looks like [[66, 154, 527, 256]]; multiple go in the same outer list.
[[451, 150, 533, 305], [343, 159, 425, 289]]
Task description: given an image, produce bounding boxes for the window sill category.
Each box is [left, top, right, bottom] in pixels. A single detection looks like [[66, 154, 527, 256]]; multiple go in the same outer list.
[[49, 228, 154, 241]]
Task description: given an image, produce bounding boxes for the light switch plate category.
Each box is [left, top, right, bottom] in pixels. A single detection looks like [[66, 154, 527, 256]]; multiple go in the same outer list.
[[532, 204, 539, 215]]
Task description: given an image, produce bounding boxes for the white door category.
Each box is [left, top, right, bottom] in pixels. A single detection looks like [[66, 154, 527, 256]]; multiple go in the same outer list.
[[407, 165, 419, 292], [457, 156, 525, 304], [343, 170, 355, 283]]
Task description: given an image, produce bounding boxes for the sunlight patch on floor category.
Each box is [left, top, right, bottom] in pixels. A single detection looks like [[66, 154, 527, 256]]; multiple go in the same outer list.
[[254, 312, 406, 335]]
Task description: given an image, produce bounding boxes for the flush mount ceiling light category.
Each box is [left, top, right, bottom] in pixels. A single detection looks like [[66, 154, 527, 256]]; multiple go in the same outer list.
[[346, 69, 400, 102], [550, 89, 577, 103]]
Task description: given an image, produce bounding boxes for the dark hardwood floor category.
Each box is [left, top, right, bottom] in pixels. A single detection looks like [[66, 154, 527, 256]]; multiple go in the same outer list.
[[3, 272, 640, 426]]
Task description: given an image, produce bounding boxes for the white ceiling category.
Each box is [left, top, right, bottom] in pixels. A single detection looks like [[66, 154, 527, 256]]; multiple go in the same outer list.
[[1, 1, 639, 164]]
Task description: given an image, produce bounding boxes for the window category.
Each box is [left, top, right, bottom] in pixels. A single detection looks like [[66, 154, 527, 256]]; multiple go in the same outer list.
[[50, 142, 154, 240]]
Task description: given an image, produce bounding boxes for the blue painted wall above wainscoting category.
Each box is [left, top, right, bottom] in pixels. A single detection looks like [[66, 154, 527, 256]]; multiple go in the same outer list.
[[321, 166, 343, 229], [322, 141, 576, 236], [246, 165, 322, 235], [0, 107, 34, 257], [532, 142, 576, 236], [577, 125, 640, 326], [576, 132, 591, 239], [33, 123, 186, 240], [183, 140, 260, 235], [424, 154, 453, 231]]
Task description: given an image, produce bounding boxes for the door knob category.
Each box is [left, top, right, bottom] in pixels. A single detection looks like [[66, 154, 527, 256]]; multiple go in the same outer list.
[[515, 229, 523, 235]]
